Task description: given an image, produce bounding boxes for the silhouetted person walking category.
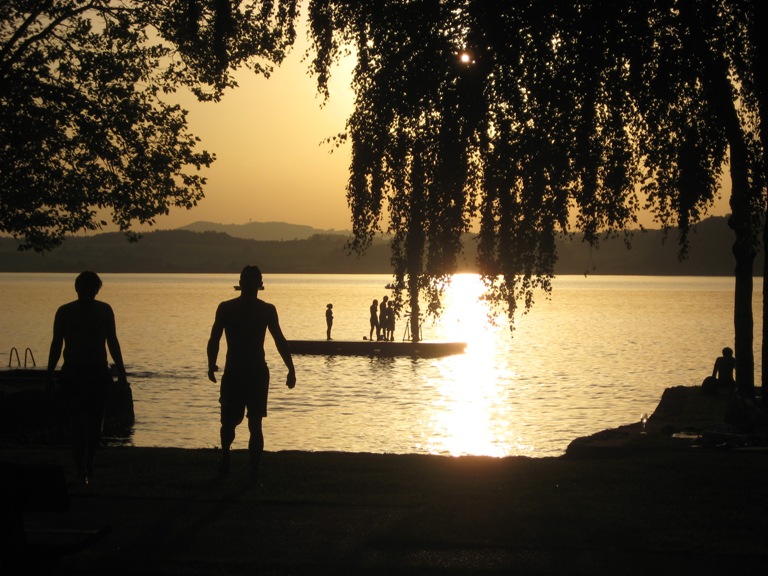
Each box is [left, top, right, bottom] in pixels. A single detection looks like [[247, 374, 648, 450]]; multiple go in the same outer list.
[[207, 265, 296, 481], [47, 271, 128, 485], [369, 299, 379, 340], [326, 303, 334, 340]]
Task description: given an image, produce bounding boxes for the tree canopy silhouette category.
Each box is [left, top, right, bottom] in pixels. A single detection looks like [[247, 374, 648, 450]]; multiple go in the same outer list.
[[308, 0, 766, 399], [3, 1, 766, 397], [1, 0, 297, 251]]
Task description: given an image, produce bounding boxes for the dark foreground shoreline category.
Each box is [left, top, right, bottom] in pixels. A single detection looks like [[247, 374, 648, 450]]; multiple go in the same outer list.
[[2, 386, 767, 575]]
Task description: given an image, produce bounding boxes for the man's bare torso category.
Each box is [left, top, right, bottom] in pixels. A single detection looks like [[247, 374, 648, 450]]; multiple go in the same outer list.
[[216, 296, 277, 373]]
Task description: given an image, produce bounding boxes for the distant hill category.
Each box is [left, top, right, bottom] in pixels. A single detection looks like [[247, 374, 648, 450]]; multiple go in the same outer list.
[[0, 230, 390, 274], [178, 221, 348, 241], [554, 216, 759, 276], [0, 216, 761, 275]]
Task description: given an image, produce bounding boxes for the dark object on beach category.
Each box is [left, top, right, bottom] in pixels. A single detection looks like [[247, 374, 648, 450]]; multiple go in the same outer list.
[[701, 376, 719, 395], [0, 369, 135, 444], [724, 390, 763, 432], [0, 462, 111, 571], [105, 378, 135, 437]]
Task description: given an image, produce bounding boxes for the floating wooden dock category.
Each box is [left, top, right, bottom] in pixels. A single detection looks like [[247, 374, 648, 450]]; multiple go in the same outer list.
[[287, 340, 466, 358]]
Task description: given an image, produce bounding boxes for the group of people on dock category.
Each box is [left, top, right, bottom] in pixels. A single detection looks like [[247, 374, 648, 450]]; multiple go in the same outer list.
[[324, 295, 397, 342], [369, 296, 396, 341]]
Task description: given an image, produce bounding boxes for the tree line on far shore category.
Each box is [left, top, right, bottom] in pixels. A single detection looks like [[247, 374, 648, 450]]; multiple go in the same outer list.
[[1, 216, 756, 276]]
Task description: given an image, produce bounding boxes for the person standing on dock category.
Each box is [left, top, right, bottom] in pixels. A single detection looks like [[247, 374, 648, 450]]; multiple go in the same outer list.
[[381, 300, 395, 341], [207, 265, 296, 481], [47, 271, 128, 485], [369, 299, 379, 341], [326, 303, 334, 340], [378, 296, 389, 340]]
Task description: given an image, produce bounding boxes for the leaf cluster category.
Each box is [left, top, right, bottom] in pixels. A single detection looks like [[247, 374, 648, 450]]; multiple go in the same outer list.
[[1, 1, 298, 250], [308, 0, 766, 327]]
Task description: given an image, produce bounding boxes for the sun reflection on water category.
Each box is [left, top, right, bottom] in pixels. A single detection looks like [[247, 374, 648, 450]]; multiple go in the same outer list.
[[421, 274, 533, 457]]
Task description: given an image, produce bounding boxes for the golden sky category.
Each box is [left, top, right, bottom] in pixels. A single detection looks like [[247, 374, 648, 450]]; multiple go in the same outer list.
[[146, 27, 731, 234], [150, 30, 356, 232]]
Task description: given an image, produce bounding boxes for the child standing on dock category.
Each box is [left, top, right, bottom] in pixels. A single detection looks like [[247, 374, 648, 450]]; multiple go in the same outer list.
[[326, 303, 334, 340], [369, 299, 379, 341]]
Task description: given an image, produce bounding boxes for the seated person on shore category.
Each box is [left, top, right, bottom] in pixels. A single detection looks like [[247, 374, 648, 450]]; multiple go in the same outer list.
[[712, 347, 736, 390]]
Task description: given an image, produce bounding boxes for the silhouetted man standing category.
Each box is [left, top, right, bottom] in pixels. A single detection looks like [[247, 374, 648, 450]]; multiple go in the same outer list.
[[47, 271, 128, 484], [207, 265, 296, 480], [378, 296, 389, 340]]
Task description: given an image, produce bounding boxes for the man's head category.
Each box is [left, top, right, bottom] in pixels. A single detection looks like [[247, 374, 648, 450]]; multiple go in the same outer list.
[[239, 265, 264, 291], [75, 271, 102, 301]]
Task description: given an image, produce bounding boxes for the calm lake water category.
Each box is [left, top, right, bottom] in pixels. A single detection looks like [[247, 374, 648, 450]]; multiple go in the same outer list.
[[0, 273, 761, 457]]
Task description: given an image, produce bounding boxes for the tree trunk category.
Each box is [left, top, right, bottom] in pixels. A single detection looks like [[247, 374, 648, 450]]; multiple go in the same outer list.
[[685, 0, 757, 398], [726, 110, 756, 398], [407, 272, 421, 342], [763, 219, 767, 404], [732, 235, 756, 398], [750, 0, 768, 406], [726, 114, 756, 398], [405, 145, 427, 343]]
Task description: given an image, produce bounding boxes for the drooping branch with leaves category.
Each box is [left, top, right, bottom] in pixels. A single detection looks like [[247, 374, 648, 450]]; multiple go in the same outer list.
[[307, 0, 765, 401], [308, 0, 648, 337]]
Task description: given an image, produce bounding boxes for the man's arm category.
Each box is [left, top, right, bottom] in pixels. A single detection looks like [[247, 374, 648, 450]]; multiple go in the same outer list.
[[47, 308, 65, 392], [207, 305, 224, 383], [104, 305, 128, 386], [267, 306, 296, 389]]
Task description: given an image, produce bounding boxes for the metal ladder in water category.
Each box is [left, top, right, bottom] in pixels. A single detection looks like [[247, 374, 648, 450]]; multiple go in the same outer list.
[[7, 347, 36, 368]]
